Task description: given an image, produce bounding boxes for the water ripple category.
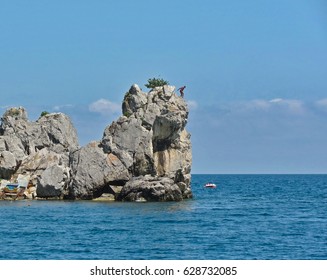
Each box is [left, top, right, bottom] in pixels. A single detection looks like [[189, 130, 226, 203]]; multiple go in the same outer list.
[[0, 175, 326, 259]]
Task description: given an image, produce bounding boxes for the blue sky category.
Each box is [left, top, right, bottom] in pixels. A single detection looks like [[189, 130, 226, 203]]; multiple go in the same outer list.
[[1, 0, 327, 173]]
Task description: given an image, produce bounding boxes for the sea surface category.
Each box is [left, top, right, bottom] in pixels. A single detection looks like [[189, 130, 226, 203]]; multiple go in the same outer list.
[[0, 174, 326, 260]]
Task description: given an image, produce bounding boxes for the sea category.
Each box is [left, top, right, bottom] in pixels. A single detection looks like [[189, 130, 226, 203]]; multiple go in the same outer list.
[[0, 174, 326, 260]]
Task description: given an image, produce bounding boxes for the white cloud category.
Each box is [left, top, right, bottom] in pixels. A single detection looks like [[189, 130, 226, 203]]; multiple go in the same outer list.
[[269, 98, 283, 103], [315, 98, 327, 111], [270, 98, 304, 113], [242, 98, 305, 114], [245, 99, 270, 110], [187, 100, 198, 110], [285, 100, 304, 114], [89, 99, 120, 116]]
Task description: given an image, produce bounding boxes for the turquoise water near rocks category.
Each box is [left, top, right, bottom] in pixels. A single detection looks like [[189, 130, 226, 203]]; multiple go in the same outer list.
[[0, 174, 326, 260]]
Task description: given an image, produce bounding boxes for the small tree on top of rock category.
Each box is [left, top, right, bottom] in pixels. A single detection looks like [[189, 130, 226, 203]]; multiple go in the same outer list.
[[145, 77, 169, 89], [40, 111, 50, 117]]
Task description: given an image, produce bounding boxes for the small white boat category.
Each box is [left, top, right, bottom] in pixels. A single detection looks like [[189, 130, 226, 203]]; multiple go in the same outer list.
[[204, 183, 217, 188]]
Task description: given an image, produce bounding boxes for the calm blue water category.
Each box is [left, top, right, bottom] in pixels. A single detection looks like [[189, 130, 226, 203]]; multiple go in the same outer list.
[[0, 174, 326, 260]]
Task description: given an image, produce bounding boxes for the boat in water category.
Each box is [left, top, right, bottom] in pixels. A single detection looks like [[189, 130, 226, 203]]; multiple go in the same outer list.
[[1, 183, 26, 200], [0, 175, 31, 200], [204, 183, 217, 188]]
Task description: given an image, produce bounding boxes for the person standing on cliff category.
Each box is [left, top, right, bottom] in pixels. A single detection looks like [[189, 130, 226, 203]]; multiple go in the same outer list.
[[177, 86, 186, 98]]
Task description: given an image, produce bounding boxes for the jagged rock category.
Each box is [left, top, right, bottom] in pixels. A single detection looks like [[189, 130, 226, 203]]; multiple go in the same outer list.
[[122, 84, 147, 117], [0, 107, 79, 198], [36, 165, 69, 198], [24, 187, 36, 199], [102, 116, 155, 176], [67, 141, 130, 199], [1, 83, 192, 201], [0, 136, 26, 163], [17, 149, 62, 173], [0, 151, 17, 179], [0, 107, 28, 130], [104, 85, 192, 201], [0, 108, 78, 155], [117, 176, 183, 202], [34, 113, 79, 154]]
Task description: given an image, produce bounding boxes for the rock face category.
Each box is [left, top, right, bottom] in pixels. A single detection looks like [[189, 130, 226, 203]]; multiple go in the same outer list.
[[67, 141, 130, 199], [99, 84, 192, 201], [118, 176, 183, 202], [0, 84, 192, 201], [0, 108, 78, 198]]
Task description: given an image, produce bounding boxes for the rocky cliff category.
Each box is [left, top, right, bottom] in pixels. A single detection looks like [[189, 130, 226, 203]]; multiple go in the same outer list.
[[0, 107, 78, 199], [0, 84, 192, 201]]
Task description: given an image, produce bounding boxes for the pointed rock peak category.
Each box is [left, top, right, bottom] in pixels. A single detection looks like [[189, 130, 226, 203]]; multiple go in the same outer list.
[[2, 106, 28, 121], [129, 84, 142, 95]]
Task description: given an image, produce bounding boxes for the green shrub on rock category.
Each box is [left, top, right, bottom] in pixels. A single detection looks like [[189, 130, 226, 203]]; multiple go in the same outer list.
[[145, 77, 169, 89], [40, 111, 49, 117]]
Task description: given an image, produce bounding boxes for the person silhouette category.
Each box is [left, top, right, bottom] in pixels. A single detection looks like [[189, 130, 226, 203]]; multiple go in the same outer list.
[[177, 86, 186, 98]]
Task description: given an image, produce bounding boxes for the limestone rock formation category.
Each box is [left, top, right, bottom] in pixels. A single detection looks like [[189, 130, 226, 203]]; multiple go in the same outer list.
[[0, 151, 17, 179], [0, 84, 192, 201], [67, 141, 130, 199], [0, 107, 79, 197], [36, 164, 69, 198], [100, 84, 192, 201], [118, 175, 183, 202]]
